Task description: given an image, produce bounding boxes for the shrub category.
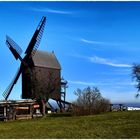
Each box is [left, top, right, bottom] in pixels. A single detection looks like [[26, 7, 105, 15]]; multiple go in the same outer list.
[[72, 86, 110, 116]]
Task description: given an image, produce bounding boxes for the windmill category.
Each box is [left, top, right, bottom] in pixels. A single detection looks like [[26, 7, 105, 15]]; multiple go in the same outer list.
[[3, 17, 70, 115], [3, 16, 46, 100]]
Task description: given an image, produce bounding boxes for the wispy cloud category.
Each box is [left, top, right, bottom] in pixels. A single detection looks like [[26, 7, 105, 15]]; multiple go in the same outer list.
[[80, 38, 123, 47], [89, 56, 132, 68], [73, 54, 131, 68], [68, 80, 96, 86], [68, 80, 135, 86], [80, 38, 107, 45], [31, 7, 72, 15]]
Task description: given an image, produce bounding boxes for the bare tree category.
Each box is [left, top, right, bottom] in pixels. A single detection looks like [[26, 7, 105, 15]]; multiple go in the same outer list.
[[132, 63, 140, 98], [73, 86, 110, 116]]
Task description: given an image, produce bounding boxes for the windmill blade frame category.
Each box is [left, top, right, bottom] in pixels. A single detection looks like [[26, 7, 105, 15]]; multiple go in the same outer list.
[[6, 36, 31, 69], [3, 67, 22, 100], [25, 16, 46, 57], [6, 35, 22, 60]]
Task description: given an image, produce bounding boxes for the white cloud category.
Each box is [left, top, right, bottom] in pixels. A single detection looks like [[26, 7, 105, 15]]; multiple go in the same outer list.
[[68, 80, 96, 86], [80, 38, 106, 45], [31, 7, 72, 15], [73, 54, 132, 68], [68, 80, 135, 86], [89, 56, 131, 68], [80, 38, 121, 46]]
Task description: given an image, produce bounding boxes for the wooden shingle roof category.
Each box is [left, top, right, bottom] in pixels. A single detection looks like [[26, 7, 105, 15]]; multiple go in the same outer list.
[[32, 50, 61, 69]]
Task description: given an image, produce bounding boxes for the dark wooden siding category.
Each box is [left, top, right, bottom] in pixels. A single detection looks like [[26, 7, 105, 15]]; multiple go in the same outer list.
[[22, 66, 61, 101]]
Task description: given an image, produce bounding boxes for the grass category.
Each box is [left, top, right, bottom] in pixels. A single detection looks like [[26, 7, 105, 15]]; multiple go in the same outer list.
[[0, 111, 140, 138]]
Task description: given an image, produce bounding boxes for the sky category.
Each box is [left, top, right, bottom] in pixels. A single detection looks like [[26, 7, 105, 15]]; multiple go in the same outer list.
[[0, 1, 140, 104]]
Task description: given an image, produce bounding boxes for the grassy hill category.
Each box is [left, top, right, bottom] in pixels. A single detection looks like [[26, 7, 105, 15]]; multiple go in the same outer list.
[[0, 111, 140, 138]]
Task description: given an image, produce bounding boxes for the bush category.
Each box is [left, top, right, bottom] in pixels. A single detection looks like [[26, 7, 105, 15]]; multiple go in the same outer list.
[[72, 86, 110, 116]]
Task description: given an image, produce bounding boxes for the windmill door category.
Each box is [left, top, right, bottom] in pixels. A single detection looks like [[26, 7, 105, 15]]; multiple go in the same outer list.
[[0, 106, 6, 121]]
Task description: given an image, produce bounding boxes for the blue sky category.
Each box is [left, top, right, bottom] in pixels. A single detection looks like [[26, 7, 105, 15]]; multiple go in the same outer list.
[[0, 1, 140, 104]]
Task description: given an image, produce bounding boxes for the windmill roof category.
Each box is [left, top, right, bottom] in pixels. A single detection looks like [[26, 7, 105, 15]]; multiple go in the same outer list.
[[32, 50, 61, 69]]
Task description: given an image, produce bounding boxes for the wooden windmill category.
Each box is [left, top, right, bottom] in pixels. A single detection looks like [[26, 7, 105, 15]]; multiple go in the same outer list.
[[3, 16, 70, 114], [3, 16, 47, 100]]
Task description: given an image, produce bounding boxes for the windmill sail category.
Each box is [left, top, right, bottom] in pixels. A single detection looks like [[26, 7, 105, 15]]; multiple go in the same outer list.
[[6, 36, 30, 68], [2, 67, 22, 100], [25, 16, 46, 57], [6, 35, 22, 60]]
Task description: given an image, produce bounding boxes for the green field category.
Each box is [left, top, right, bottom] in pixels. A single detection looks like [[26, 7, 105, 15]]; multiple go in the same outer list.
[[0, 111, 140, 138]]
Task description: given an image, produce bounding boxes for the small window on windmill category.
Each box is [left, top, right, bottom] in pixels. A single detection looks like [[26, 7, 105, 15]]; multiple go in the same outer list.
[[0, 107, 4, 116]]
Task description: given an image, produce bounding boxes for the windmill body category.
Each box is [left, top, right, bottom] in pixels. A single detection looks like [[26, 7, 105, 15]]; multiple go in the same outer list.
[[22, 50, 61, 101]]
